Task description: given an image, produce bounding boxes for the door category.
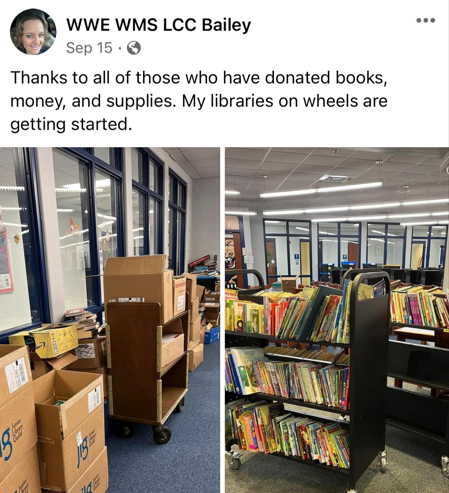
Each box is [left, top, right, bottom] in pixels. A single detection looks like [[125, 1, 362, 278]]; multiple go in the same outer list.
[[348, 241, 359, 268], [300, 240, 311, 284], [225, 232, 245, 287], [265, 239, 277, 287], [411, 241, 426, 269]]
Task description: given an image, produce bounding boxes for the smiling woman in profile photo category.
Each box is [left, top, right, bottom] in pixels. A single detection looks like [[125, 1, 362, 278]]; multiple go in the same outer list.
[[11, 9, 56, 55]]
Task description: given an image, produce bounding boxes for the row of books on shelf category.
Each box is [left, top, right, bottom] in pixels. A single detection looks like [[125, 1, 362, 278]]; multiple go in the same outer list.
[[225, 399, 350, 468], [225, 346, 350, 410], [266, 346, 350, 365], [390, 286, 449, 327]]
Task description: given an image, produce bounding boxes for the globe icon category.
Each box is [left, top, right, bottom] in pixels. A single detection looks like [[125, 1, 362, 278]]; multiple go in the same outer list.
[[127, 41, 141, 55]]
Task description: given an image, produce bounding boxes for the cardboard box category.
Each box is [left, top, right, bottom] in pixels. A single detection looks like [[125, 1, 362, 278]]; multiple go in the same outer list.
[[33, 370, 104, 441], [29, 351, 77, 380], [9, 324, 78, 359], [281, 274, 300, 293], [196, 284, 206, 301], [38, 406, 105, 491], [202, 305, 220, 328], [183, 273, 197, 305], [205, 326, 220, 344], [0, 445, 41, 493], [203, 292, 220, 303], [0, 385, 37, 483], [0, 345, 32, 408], [200, 302, 220, 310], [67, 337, 107, 370], [173, 276, 187, 316], [188, 343, 204, 371], [189, 317, 201, 343], [199, 327, 205, 344], [161, 334, 184, 368], [188, 296, 199, 319], [66, 447, 109, 493], [104, 255, 173, 323], [73, 367, 109, 399]]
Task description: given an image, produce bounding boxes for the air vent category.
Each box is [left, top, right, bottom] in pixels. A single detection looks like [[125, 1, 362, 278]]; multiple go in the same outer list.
[[319, 175, 349, 183]]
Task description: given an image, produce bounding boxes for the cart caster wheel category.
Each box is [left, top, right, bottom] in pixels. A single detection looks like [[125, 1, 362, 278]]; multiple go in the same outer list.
[[153, 425, 172, 445], [115, 422, 134, 439], [176, 398, 185, 413], [378, 450, 387, 473], [229, 457, 241, 470], [442, 456, 449, 477]]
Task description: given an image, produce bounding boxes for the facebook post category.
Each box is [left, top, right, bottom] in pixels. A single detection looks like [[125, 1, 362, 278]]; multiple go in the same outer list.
[[0, 2, 448, 493]]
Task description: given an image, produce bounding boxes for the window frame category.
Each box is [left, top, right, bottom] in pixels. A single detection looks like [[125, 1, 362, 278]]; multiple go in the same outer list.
[[131, 148, 164, 255], [411, 224, 448, 268], [262, 218, 312, 285], [366, 222, 407, 267], [57, 148, 125, 316], [0, 148, 50, 340], [317, 221, 361, 270], [168, 170, 187, 275]]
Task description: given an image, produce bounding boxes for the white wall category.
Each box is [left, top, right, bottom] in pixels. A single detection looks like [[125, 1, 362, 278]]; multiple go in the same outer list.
[[189, 177, 220, 263], [250, 216, 266, 286]]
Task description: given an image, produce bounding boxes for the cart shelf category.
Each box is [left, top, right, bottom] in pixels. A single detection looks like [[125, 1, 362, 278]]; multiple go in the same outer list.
[[225, 269, 391, 492], [160, 352, 187, 377], [390, 321, 447, 333]]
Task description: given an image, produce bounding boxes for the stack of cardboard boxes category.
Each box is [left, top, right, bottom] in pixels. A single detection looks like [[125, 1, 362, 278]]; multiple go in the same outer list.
[[201, 283, 221, 345], [184, 273, 204, 371], [0, 345, 109, 493], [0, 346, 40, 492]]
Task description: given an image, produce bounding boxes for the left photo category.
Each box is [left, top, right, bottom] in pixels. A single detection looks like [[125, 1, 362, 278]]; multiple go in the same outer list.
[[0, 147, 220, 493]]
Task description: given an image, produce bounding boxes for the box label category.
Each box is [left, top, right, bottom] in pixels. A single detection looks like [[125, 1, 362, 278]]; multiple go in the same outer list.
[[76, 343, 95, 359], [88, 386, 101, 413], [118, 297, 145, 302], [5, 357, 28, 394], [177, 295, 185, 311]]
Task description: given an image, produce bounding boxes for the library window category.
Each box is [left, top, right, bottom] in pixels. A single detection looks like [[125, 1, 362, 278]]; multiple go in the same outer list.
[[0, 148, 49, 333], [411, 224, 447, 269], [131, 148, 164, 256], [263, 220, 311, 286], [93, 148, 121, 170], [168, 171, 187, 275], [54, 148, 124, 311], [318, 222, 360, 270], [367, 223, 405, 267]]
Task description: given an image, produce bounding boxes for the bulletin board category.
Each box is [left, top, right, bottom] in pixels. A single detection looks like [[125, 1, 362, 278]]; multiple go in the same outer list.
[[0, 230, 14, 294]]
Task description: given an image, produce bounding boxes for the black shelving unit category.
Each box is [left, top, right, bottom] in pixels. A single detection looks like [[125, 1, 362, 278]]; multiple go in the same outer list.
[[225, 271, 391, 493], [386, 339, 449, 477]]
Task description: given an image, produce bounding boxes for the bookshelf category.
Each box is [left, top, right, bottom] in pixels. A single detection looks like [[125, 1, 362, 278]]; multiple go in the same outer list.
[[225, 270, 391, 493], [386, 339, 449, 477], [106, 303, 189, 444]]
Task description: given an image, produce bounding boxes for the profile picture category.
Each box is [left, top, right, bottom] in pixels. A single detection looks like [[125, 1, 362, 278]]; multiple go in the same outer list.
[[10, 9, 56, 55]]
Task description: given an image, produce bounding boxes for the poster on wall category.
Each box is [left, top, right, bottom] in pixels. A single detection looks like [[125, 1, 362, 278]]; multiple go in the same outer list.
[[0, 229, 14, 294]]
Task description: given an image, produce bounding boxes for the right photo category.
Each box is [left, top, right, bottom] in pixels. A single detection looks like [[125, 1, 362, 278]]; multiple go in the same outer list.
[[224, 148, 449, 493]]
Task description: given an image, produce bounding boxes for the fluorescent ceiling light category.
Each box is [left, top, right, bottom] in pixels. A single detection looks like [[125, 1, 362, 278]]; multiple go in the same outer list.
[[263, 197, 449, 217], [388, 213, 431, 219], [0, 186, 25, 192], [57, 209, 75, 213], [261, 189, 316, 198], [225, 190, 240, 195], [97, 213, 116, 220], [432, 211, 449, 216], [264, 209, 304, 216], [266, 220, 281, 224], [351, 202, 401, 210], [59, 228, 89, 240], [133, 227, 144, 232], [312, 217, 348, 223], [60, 240, 89, 249], [0, 207, 23, 211], [62, 183, 83, 190], [434, 226, 447, 229], [317, 181, 382, 193], [133, 235, 144, 240], [225, 211, 257, 216], [296, 226, 309, 232], [56, 187, 86, 193], [261, 181, 382, 198], [403, 199, 449, 206], [400, 221, 437, 226], [319, 231, 336, 235], [96, 179, 111, 187], [349, 215, 387, 221], [304, 207, 350, 213], [2, 222, 27, 227], [98, 220, 115, 228]]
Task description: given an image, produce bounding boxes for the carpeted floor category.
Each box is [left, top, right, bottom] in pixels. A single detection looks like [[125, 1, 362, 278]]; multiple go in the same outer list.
[[106, 341, 220, 493], [226, 419, 447, 493]]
